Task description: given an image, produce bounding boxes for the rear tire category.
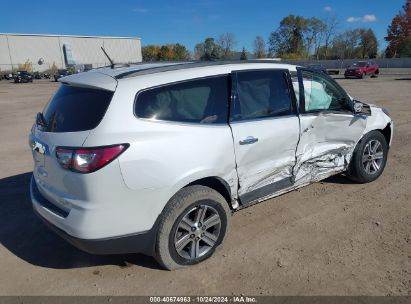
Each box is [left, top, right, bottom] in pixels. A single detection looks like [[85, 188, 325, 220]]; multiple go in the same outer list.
[[347, 131, 388, 183], [155, 185, 231, 270]]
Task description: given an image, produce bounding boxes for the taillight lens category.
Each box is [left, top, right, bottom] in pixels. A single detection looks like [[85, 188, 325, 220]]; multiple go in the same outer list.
[[56, 144, 128, 173], [56, 148, 73, 169]]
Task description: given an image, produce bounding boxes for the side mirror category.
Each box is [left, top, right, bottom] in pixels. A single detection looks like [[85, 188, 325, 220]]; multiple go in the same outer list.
[[353, 100, 371, 116], [353, 100, 363, 113]]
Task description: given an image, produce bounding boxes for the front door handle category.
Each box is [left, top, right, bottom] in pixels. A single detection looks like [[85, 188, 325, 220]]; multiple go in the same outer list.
[[239, 136, 258, 145]]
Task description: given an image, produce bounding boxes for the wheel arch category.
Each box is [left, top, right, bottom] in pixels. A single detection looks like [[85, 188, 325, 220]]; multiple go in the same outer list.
[[358, 122, 392, 148], [185, 176, 234, 210], [380, 123, 392, 148]]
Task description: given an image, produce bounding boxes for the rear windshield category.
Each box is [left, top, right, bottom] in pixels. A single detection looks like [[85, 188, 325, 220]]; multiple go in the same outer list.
[[42, 85, 113, 132]]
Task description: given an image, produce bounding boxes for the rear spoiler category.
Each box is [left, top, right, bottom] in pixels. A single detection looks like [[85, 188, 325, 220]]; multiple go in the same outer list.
[[59, 71, 118, 92]]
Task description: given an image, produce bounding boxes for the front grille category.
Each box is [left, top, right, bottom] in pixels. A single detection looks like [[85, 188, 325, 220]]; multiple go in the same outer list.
[[31, 179, 70, 218]]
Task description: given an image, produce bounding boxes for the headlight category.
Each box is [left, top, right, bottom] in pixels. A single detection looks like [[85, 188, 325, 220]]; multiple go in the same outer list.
[[382, 108, 390, 117]]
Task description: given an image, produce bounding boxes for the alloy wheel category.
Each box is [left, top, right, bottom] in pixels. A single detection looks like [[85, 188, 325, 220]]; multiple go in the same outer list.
[[362, 139, 384, 175], [174, 204, 221, 260]]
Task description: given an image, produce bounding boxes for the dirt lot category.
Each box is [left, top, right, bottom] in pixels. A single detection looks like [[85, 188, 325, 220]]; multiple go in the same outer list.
[[0, 75, 410, 296]]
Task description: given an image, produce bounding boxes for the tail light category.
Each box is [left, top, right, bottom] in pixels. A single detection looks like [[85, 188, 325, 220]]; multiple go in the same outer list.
[[56, 144, 128, 173]]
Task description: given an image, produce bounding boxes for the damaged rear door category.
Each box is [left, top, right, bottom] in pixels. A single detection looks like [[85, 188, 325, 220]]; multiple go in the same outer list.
[[230, 69, 300, 205], [293, 68, 367, 185]]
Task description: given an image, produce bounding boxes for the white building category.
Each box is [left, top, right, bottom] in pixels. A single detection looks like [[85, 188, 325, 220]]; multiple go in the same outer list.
[[0, 33, 142, 72]]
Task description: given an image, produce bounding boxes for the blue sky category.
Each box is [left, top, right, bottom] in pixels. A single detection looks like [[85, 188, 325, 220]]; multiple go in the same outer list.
[[1, 0, 405, 53]]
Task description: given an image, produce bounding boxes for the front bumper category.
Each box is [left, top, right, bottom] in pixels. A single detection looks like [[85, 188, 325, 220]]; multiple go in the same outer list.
[[345, 70, 362, 77], [31, 176, 157, 255]]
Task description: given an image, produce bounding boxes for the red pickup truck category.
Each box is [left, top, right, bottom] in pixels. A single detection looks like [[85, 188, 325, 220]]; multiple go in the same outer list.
[[344, 61, 379, 79]]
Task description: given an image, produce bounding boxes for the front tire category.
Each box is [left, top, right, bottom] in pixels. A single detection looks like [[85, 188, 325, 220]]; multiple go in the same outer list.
[[155, 185, 231, 270], [347, 131, 388, 183]]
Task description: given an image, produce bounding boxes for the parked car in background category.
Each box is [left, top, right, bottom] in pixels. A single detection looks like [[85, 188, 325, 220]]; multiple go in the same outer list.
[[29, 61, 393, 270], [307, 64, 327, 74], [14, 71, 33, 83], [54, 69, 70, 82], [4, 73, 14, 80], [32, 72, 42, 79], [344, 61, 379, 79], [306, 64, 340, 75], [326, 68, 340, 75]]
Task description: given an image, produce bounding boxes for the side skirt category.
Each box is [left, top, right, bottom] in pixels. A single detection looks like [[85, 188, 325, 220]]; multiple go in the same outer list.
[[239, 177, 294, 208], [237, 169, 346, 210]]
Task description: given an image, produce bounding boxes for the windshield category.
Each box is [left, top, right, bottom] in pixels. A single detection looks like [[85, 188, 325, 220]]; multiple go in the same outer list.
[[42, 85, 113, 132], [58, 70, 68, 74], [352, 62, 367, 67]]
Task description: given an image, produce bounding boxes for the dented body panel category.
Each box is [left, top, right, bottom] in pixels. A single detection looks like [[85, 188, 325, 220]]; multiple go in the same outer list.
[[294, 113, 366, 185], [230, 116, 300, 198], [233, 67, 393, 207]]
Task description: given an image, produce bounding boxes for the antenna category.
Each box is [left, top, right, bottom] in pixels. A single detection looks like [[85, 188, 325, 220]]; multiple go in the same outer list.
[[101, 47, 114, 69]]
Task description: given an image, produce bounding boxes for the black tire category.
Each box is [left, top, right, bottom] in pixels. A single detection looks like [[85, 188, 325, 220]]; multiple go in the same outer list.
[[347, 130, 388, 183], [155, 185, 231, 270]]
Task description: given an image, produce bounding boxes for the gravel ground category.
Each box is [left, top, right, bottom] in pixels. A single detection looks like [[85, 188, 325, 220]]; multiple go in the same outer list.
[[0, 75, 410, 296]]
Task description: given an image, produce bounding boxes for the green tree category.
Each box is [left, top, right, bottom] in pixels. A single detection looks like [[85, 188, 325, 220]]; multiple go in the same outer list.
[[269, 15, 306, 56], [359, 28, 378, 58], [240, 47, 248, 60], [142, 45, 161, 61], [194, 38, 223, 61], [399, 37, 411, 56], [268, 15, 325, 58], [172, 43, 190, 60], [158, 45, 175, 61]]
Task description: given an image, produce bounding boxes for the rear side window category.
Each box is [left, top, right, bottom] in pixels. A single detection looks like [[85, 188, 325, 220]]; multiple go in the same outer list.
[[231, 70, 293, 121], [135, 76, 229, 124], [42, 85, 113, 132]]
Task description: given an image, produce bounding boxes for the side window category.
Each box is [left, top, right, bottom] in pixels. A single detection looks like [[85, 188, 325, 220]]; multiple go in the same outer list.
[[301, 70, 349, 112], [231, 70, 293, 121], [135, 76, 229, 124]]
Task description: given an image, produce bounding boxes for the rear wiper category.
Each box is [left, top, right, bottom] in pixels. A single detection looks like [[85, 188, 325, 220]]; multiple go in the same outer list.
[[36, 112, 47, 129]]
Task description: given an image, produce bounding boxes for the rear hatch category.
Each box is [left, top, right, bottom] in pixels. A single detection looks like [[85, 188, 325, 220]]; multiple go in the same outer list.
[[30, 71, 117, 204]]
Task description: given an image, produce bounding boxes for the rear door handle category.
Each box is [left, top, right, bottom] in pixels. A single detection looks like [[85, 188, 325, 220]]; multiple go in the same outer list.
[[239, 136, 258, 145]]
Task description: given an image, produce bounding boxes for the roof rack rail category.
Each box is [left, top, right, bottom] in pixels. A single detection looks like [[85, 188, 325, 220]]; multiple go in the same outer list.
[[115, 60, 285, 79]]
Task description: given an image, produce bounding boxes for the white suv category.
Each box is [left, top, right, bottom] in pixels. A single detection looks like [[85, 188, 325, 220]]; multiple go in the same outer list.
[[29, 61, 393, 270]]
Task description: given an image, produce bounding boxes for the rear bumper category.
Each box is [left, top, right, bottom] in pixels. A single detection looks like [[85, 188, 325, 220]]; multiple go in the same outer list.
[[31, 176, 157, 255]]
